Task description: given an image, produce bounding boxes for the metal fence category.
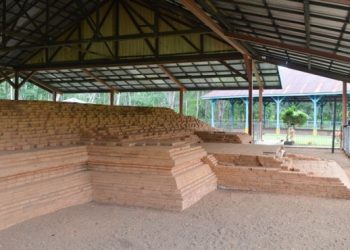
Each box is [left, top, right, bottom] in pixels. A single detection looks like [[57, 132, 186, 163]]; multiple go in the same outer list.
[[213, 120, 342, 148], [214, 120, 342, 131], [258, 120, 341, 130], [343, 126, 350, 155]]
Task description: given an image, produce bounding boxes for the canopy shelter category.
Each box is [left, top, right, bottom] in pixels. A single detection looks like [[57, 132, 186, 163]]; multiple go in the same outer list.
[[1, 0, 350, 134], [203, 67, 350, 135], [20, 59, 281, 93]]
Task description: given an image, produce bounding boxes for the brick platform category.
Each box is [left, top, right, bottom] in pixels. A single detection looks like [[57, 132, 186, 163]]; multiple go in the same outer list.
[[0, 146, 92, 230], [0, 100, 209, 151], [0, 142, 217, 230], [0, 101, 216, 230], [1, 101, 349, 231], [89, 143, 217, 211], [195, 131, 252, 144], [203, 143, 350, 200]]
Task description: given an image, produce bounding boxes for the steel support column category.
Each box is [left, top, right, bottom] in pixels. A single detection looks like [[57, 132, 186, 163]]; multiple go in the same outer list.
[[14, 72, 19, 100], [272, 97, 284, 134], [179, 89, 184, 115], [263, 102, 269, 128], [320, 101, 325, 129], [242, 98, 249, 133], [53, 92, 57, 102], [210, 99, 217, 127], [310, 96, 321, 136], [110, 91, 115, 106], [258, 85, 263, 140], [343, 81, 348, 126], [229, 99, 235, 128], [244, 55, 253, 135], [332, 96, 337, 153]]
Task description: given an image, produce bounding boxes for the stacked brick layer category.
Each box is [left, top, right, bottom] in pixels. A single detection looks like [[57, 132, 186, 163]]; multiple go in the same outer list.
[[0, 143, 217, 230], [0, 146, 92, 230], [206, 151, 350, 199], [0, 101, 217, 230], [89, 143, 217, 211], [1, 100, 349, 231], [0, 100, 209, 151], [195, 131, 252, 144]]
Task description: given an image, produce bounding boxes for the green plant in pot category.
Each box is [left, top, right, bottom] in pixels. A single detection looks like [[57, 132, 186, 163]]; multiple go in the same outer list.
[[281, 106, 308, 145]]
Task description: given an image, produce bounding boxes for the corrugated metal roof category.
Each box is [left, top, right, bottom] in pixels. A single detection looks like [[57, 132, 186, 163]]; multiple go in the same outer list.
[[202, 66, 350, 100], [28, 60, 281, 93], [0, 0, 101, 66], [1, 0, 350, 93], [176, 0, 350, 82]]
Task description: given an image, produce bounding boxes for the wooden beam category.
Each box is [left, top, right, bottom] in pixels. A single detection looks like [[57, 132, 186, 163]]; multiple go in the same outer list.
[[262, 56, 350, 82], [82, 69, 118, 92], [20, 73, 62, 94], [227, 32, 350, 64], [319, 0, 350, 5], [304, 0, 311, 69], [258, 85, 263, 123], [0, 71, 15, 87], [181, 0, 250, 55], [253, 61, 264, 126], [220, 60, 248, 81], [244, 55, 253, 136], [252, 61, 263, 88], [18, 71, 36, 88], [16, 52, 243, 71], [0, 30, 212, 53], [14, 72, 19, 100], [53, 92, 57, 102], [158, 65, 186, 91], [179, 88, 184, 115], [110, 90, 115, 106]]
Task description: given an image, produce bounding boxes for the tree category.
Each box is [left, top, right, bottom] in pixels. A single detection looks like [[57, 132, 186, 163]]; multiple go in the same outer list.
[[281, 106, 308, 142]]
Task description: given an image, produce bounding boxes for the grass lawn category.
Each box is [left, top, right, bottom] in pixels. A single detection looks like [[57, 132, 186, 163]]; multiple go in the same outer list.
[[262, 133, 341, 147]]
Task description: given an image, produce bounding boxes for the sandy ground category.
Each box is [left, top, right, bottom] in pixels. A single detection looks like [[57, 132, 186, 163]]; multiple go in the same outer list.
[[286, 147, 350, 177], [1, 146, 349, 249], [1, 190, 350, 250]]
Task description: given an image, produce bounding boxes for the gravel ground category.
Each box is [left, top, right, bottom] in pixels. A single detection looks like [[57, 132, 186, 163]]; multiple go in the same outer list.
[[1, 190, 350, 250]]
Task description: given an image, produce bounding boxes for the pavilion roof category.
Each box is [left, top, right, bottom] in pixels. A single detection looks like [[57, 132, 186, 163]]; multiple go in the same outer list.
[[1, 0, 350, 93], [202, 67, 350, 101]]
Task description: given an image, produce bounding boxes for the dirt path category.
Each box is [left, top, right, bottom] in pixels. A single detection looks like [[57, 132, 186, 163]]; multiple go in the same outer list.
[[1, 190, 350, 250]]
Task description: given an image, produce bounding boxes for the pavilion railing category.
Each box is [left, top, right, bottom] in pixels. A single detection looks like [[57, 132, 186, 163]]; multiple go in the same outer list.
[[263, 120, 342, 130], [212, 120, 342, 148], [343, 126, 350, 156], [214, 120, 342, 131]]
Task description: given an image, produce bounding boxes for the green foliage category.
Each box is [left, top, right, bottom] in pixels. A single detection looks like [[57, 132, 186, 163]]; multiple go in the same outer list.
[[0, 78, 343, 127], [281, 106, 308, 127], [0, 81, 12, 99], [20, 82, 52, 101]]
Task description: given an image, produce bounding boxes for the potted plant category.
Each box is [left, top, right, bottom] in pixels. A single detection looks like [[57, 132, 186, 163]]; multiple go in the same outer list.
[[281, 106, 308, 145]]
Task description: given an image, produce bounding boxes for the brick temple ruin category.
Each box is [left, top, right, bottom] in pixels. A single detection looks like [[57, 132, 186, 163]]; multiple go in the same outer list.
[[1, 0, 350, 234], [1, 100, 349, 231]]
